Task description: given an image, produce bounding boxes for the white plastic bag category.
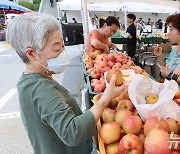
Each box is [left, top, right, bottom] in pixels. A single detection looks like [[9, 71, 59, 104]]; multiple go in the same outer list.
[[128, 74, 180, 122]]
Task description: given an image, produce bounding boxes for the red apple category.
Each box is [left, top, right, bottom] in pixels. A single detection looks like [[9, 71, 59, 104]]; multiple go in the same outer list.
[[166, 118, 179, 134], [115, 56, 122, 63], [94, 83, 105, 92], [94, 64, 102, 71], [83, 54, 91, 63], [86, 68, 94, 74], [90, 69, 101, 79], [101, 66, 111, 75], [107, 61, 115, 68], [106, 69, 124, 86], [90, 79, 101, 88], [99, 60, 107, 68], [119, 133, 143, 154], [122, 116, 143, 135], [144, 116, 169, 136], [85, 61, 94, 69], [106, 141, 119, 154], [177, 117, 180, 130], [175, 90, 180, 99], [107, 54, 115, 62], [144, 128, 171, 154], [99, 122, 121, 144], [102, 108, 116, 123], [116, 100, 135, 112], [115, 110, 133, 127]]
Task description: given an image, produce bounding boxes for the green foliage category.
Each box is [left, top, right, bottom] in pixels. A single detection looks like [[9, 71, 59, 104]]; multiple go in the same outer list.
[[32, 4, 40, 11], [33, 0, 41, 4], [18, 2, 33, 10]]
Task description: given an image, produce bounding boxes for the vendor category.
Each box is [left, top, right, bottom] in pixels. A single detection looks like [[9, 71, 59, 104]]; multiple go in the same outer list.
[[154, 13, 180, 87], [86, 16, 120, 55]]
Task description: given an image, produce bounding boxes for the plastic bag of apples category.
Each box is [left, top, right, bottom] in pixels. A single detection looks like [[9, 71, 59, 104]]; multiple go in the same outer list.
[[128, 74, 180, 122]]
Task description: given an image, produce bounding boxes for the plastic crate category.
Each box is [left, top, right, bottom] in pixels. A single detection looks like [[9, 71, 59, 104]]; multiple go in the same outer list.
[[83, 64, 89, 77]]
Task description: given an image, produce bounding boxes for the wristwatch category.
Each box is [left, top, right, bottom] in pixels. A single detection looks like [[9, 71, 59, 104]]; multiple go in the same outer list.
[[166, 72, 173, 80], [172, 74, 179, 81]]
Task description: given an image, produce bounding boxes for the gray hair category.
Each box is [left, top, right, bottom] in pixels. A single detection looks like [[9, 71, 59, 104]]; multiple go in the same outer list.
[[6, 12, 60, 63]]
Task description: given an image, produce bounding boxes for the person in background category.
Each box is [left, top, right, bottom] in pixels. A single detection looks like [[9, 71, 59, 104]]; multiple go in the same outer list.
[[6, 12, 125, 154], [99, 18, 105, 28], [137, 17, 145, 35], [164, 22, 168, 33], [50, 0, 54, 7], [154, 13, 180, 86], [147, 18, 151, 25], [72, 18, 77, 23], [156, 19, 163, 30], [125, 13, 137, 58], [86, 16, 120, 55]]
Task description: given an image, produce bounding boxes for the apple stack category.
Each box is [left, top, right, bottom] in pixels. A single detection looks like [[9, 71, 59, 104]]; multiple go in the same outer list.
[[83, 52, 149, 93], [93, 91, 180, 154]]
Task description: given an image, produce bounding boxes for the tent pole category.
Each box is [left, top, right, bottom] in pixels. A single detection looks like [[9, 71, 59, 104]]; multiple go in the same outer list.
[[81, 0, 89, 51]]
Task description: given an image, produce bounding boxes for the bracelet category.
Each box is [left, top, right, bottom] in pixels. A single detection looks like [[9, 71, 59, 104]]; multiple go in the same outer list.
[[166, 72, 173, 80], [172, 74, 179, 81]]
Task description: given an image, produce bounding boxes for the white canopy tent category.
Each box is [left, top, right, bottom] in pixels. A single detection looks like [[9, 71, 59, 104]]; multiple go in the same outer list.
[[57, 0, 179, 46]]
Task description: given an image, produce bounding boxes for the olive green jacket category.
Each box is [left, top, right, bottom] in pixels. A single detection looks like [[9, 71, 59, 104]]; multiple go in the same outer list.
[[17, 73, 96, 154]]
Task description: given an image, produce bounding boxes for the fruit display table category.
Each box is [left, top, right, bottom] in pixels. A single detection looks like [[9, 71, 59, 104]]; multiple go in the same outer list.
[[83, 52, 180, 154]]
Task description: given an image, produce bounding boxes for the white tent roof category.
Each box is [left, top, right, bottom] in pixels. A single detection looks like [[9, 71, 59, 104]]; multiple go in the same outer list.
[[57, 0, 179, 13]]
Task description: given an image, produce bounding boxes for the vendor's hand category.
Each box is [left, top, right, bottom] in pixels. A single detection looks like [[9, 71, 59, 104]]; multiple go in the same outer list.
[[160, 65, 171, 78], [101, 75, 125, 106], [153, 44, 162, 58], [109, 43, 117, 50], [103, 45, 110, 54]]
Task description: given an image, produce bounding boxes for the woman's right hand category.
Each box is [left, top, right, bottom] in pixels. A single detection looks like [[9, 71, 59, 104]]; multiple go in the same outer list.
[[153, 44, 162, 57], [100, 75, 125, 107]]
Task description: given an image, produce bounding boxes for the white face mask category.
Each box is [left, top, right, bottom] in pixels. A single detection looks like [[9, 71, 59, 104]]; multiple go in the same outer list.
[[47, 51, 70, 74], [36, 50, 70, 74]]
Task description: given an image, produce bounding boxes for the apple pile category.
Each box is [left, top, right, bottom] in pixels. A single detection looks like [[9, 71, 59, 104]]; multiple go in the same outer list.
[[93, 91, 180, 154], [83, 52, 149, 93], [173, 90, 180, 107]]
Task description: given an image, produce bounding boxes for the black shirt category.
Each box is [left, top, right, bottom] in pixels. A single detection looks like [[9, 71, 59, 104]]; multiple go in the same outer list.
[[126, 23, 136, 45]]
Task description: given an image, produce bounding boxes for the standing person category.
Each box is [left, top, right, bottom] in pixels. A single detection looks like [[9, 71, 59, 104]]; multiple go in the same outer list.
[[72, 18, 77, 23], [6, 13, 125, 154], [147, 18, 151, 25], [137, 18, 145, 35], [86, 16, 120, 55], [156, 19, 163, 30], [125, 14, 137, 58], [154, 13, 180, 86], [50, 0, 53, 7]]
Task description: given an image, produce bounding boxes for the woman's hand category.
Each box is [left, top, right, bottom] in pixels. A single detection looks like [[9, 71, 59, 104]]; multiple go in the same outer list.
[[160, 65, 171, 78], [154, 44, 162, 58], [103, 45, 110, 54], [109, 43, 117, 50], [100, 75, 125, 106]]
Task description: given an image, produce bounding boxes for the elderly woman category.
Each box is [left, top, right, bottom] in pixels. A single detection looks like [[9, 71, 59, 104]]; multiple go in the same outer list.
[[6, 13, 124, 154], [154, 13, 180, 87]]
